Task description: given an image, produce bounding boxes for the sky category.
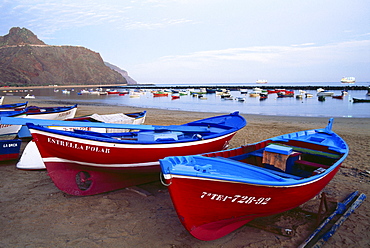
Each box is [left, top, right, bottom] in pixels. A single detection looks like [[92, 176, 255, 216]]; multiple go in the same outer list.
[[1, 0, 369, 84]]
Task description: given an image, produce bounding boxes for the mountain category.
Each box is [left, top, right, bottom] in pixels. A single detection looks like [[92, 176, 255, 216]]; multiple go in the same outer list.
[[104, 62, 137, 85], [0, 27, 134, 86]]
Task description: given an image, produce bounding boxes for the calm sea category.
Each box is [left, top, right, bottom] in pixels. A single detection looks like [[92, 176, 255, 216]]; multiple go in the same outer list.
[[5, 82, 370, 118]]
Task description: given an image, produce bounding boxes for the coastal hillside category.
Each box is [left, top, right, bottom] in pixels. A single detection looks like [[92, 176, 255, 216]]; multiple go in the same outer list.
[[0, 27, 135, 86]]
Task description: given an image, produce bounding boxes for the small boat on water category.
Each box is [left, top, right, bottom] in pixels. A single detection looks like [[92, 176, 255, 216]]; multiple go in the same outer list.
[[332, 94, 344, 99], [0, 102, 28, 111], [160, 118, 348, 241], [317, 91, 334, 97], [153, 91, 169, 97], [171, 94, 180, 100], [107, 90, 120, 95], [4, 112, 246, 196], [21, 94, 35, 99], [352, 98, 370, 103]]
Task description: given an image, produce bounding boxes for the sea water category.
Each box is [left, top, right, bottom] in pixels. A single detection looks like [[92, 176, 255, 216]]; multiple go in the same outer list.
[[7, 82, 370, 118]]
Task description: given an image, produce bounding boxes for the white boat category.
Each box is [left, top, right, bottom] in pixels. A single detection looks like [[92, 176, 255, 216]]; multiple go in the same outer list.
[[317, 91, 334, 96], [21, 94, 35, 99], [341, 77, 355, 84], [17, 105, 78, 138], [256, 79, 268, 84], [0, 110, 27, 138]]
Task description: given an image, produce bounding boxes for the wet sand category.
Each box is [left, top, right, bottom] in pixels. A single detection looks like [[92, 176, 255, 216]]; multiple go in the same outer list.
[[0, 98, 369, 247]]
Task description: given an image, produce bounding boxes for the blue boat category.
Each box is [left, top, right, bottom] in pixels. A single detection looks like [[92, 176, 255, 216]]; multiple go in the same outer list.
[[160, 118, 348, 241], [0, 139, 22, 161], [0, 102, 28, 111]]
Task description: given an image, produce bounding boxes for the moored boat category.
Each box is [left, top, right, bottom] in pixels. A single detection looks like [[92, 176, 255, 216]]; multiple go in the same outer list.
[[352, 98, 370, 103], [21, 94, 35, 99], [317, 91, 334, 97], [6, 112, 246, 196], [160, 118, 348, 241]]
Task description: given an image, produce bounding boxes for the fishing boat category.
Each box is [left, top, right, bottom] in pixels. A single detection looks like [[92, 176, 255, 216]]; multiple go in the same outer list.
[[0, 102, 28, 111], [16, 111, 147, 170], [153, 91, 169, 97], [0, 139, 22, 161], [0, 110, 27, 137], [23, 104, 77, 120], [277, 91, 294, 98], [317, 91, 334, 97], [171, 94, 180, 100], [160, 118, 348, 241], [259, 93, 268, 100], [16, 104, 78, 138], [107, 90, 120, 95], [21, 94, 35, 99], [341, 77, 355, 84], [332, 95, 344, 99], [4, 112, 246, 196], [352, 98, 370, 103]]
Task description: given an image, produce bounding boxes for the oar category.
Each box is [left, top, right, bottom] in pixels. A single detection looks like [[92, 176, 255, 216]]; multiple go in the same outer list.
[[0, 117, 211, 133]]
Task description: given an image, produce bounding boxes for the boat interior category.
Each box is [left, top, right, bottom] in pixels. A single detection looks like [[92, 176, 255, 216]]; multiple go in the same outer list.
[[204, 140, 344, 179]]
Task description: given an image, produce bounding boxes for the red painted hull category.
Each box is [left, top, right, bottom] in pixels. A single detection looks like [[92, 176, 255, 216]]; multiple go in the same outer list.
[[153, 93, 168, 97], [164, 166, 340, 241], [31, 130, 236, 196]]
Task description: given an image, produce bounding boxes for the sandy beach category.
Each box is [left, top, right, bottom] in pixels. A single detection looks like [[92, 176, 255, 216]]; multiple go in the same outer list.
[[0, 98, 369, 248]]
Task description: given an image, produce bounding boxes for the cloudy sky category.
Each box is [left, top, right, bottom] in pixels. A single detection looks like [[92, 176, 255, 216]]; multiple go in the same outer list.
[[1, 0, 369, 84]]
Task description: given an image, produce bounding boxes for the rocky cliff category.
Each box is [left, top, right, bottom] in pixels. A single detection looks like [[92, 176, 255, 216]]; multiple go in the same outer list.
[[0, 27, 133, 86]]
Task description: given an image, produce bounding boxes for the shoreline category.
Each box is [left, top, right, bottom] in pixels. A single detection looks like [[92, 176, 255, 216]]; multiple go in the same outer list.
[[0, 98, 369, 247]]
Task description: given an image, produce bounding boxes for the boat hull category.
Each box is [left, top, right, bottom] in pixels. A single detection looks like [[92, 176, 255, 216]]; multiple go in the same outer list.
[[160, 118, 348, 240], [0, 139, 22, 161], [30, 128, 237, 196], [163, 166, 340, 241]]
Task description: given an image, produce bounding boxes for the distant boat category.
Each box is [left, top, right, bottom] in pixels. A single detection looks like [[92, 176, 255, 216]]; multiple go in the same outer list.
[[256, 79, 268, 84], [21, 94, 35, 99], [341, 77, 355, 84], [352, 98, 370, 103], [317, 91, 334, 97], [153, 91, 169, 97]]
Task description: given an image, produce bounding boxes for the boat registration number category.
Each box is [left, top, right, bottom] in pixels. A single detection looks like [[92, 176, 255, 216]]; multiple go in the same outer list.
[[200, 192, 271, 205]]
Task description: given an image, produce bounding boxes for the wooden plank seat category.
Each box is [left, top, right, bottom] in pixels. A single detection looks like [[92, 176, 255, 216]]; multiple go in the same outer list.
[[294, 160, 330, 170]]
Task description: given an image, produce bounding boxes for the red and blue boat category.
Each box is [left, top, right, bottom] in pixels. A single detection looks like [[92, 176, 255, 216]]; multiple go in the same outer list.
[[0, 139, 22, 161], [160, 118, 348, 241], [3, 112, 246, 196]]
